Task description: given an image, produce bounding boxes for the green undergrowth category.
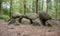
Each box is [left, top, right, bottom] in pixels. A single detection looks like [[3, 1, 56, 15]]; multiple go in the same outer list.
[[0, 15, 9, 19]]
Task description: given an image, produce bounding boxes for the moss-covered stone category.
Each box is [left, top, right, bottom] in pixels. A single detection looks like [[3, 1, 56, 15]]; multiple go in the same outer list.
[[33, 18, 42, 26], [25, 13, 39, 20], [21, 18, 31, 24]]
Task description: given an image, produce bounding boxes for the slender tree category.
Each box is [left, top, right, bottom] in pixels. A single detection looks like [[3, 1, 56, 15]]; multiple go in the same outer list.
[[10, 0, 12, 18], [49, 0, 52, 10], [41, 0, 44, 11], [38, 0, 41, 13], [0, 0, 2, 13], [46, 0, 48, 12], [23, 0, 26, 14], [35, 0, 38, 14], [58, 0, 60, 18], [46, 0, 51, 13], [32, 0, 35, 13], [54, 0, 58, 19]]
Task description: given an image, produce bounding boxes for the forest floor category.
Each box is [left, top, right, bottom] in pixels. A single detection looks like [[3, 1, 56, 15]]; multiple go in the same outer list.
[[0, 19, 60, 36]]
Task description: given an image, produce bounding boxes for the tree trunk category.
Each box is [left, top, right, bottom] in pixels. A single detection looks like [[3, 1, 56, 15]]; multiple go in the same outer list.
[[0, 0, 2, 13], [36, 0, 38, 14], [46, 0, 48, 13], [41, 0, 44, 11], [10, 0, 12, 18], [38, 0, 41, 13], [24, 0, 26, 14], [58, 0, 60, 19], [55, 0, 58, 19], [32, 0, 35, 13]]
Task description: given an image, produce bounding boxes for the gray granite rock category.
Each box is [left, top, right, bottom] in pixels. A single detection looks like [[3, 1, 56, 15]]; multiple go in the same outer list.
[[21, 18, 31, 24], [25, 13, 39, 20]]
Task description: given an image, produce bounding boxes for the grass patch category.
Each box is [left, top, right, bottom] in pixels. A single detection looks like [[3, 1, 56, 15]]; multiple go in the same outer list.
[[0, 15, 9, 19]]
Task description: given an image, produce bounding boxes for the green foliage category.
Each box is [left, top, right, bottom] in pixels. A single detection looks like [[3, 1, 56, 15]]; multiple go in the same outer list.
[[0, 0, 60, 19], [48, 9, 56, 18], [0, 15, 9, 19]]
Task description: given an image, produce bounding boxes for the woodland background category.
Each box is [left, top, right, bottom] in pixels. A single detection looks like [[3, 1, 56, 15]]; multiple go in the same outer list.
[[0, 0, 60, 19]]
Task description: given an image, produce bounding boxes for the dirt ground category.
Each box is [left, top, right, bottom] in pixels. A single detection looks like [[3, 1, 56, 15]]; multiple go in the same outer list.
[[0, 19, 60, 36]]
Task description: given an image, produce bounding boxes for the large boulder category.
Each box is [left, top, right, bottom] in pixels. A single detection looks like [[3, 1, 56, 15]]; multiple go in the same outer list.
[[39, 12, 52, 25], [25, 13, 39, 20], [11, 12, 22, 18], [39, 12, 52, 20], [8, 12, 22, 24], [8, 18, 20, 25], [8, 19, 16, 24], [45, 20, 57, 27], [33, 18, 42, 26], [13, 18, 20, 25], [21, 18, 31, 24]]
